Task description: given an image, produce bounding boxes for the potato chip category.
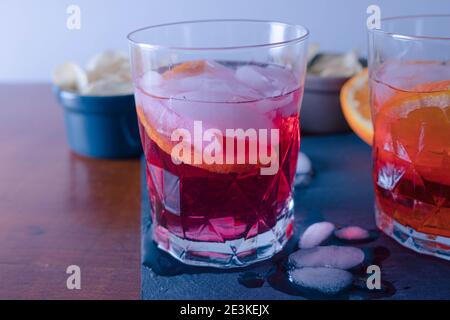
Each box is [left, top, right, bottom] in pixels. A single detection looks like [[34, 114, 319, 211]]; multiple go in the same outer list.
[[307, 43, 320, 65], [53, 50, 134, 96], [86, 50, 129, 81], [309, 50, 363, 78], [52, 62, 88, 92], [81, 78, 134, 96]]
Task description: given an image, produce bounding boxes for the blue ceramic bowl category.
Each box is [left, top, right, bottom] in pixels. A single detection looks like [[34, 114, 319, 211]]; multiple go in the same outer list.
[[54, 88, 142, 159]]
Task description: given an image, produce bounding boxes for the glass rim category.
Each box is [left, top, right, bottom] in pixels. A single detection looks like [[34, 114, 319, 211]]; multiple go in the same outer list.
[[369, 14, 450, 41], [127, 19, 309, 51]]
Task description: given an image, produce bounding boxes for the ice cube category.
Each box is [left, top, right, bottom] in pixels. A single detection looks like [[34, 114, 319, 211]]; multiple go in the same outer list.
[[235, 64, 298, 98], [172, 73, 262, 102], [260, 65, 299, 95], [141, 70, 162, 87], [294, 173, 313, 188], [174, 85, 258, 103], [288, 246, 365, 270], [204, 60, 236, 78], [298, 221, 335, 249], [296, 152, 312, 175], [168, 95, 273, 133], [334, 226, 371, 242], [288, 267, 353, 296], [235, 65, 271, 92], [140, 70, 163, 96], [294, 152, 313, 188], [138, 94, 188, 137], [147, 60, 264, 102]]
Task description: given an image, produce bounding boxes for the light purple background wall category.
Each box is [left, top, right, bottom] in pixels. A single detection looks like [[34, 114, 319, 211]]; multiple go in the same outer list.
[[1, 0, 449, 82]]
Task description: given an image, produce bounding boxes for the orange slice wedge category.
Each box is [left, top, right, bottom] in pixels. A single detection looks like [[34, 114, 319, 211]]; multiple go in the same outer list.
[[162, 60, 208, 79], [374, 82, 450, 185], [375, 87, 450, 153], [413, 79, 450, 92], [340, 68, 373, 145]]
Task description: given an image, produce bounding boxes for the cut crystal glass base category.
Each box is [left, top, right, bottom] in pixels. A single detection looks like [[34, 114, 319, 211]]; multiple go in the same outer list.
[[152, 199, 294, 268], [375, 204, 450, 261]]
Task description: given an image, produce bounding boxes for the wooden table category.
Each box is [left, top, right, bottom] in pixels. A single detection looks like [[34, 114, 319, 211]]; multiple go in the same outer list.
[[0, 84, 141, 299]]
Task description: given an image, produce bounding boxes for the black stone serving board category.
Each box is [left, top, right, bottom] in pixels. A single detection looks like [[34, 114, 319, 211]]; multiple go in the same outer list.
[[141, 133, 450, 300]]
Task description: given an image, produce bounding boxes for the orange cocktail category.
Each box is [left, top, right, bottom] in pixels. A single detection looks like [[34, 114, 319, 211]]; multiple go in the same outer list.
[[370, 63, 450, 259]]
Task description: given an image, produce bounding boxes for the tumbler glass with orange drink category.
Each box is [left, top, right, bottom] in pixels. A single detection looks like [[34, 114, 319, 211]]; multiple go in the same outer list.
[[369, 15, 450, 260]]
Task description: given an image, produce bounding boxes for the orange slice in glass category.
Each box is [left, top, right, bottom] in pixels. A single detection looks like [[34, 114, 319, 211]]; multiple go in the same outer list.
[[162, 60, 208, 79], [375, 82, 450, 185]]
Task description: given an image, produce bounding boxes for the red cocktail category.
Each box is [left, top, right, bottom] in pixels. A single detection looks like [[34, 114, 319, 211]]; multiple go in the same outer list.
[[129, 20, 308, 267]]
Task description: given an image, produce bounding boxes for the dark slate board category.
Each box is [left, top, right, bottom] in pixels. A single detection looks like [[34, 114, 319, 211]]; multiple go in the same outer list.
[[141, 133, 450, 300]]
